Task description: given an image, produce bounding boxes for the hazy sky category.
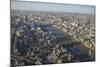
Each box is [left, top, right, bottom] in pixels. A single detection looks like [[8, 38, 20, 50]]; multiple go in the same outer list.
[[11, 1, 95, 14]]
